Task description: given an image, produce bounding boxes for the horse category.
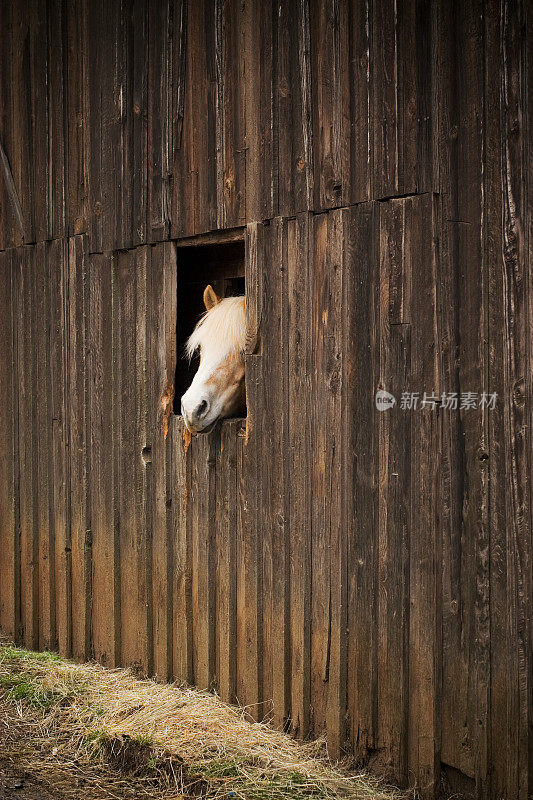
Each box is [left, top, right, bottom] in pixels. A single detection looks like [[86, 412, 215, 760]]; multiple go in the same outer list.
[[180, 285, 246, 434]]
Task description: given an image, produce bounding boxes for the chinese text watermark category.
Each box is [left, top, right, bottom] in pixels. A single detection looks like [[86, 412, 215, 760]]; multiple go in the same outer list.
[[375, 390, 497, 412]]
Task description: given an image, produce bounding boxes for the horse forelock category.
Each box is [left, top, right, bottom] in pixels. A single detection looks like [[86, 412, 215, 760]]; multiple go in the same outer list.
[[185, 295, 246, 361]]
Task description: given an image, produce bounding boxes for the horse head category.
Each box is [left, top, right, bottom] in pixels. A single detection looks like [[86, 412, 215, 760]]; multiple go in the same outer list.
[[181, 285, 246, 434]]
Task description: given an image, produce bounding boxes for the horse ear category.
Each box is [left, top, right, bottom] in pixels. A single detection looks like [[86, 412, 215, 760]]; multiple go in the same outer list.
[[203, 284, 221, 311]]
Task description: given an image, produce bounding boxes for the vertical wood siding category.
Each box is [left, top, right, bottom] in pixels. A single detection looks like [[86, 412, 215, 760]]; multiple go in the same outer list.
[[0, 2, 531, 798]]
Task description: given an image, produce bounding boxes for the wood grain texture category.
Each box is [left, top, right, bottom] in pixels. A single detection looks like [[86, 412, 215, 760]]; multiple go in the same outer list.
[[65, 0, 89, 236], [170, 415, 194, 684], [192, 431, 218, 690], [277, 1, 314, 215], [235, 221, 264, 716], [0, 250, 18, 638], [29, 0, 49, 242], [35, 243, 55, 650], [437, 4, 489, 797], [0, 1, 18, 249], [491, 2, 532, 797], [47, 0, 66, 240], [147, 0, 169, 243], [114, 248, 150, 673], [309, 212, 343, 740], [311, 0, 352, 210], [345, 202, 379, 764], [17, 246, 38, 649], [287, 213, 312, 740], [215, 418, 239, 704], [49, 239, 70, 657], [68, 235, 91, 661], [375, 201, 411, 783], [323, 210, 348, 757], [150, 243, 177, 679], [371, 0, 433, 198], [88, 250, 119, 667], [243, 0, 275, 223], [9, 4, 34, 245], [405, 195, 440, 798], [260, 217, 290, 728]]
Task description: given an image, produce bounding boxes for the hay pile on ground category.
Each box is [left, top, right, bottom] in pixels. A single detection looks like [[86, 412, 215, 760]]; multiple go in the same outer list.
[[0, 644, 405, 800]]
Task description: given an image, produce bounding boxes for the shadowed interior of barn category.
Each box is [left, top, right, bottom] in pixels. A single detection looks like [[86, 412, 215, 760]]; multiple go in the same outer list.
[[0, 2, 531, 799]]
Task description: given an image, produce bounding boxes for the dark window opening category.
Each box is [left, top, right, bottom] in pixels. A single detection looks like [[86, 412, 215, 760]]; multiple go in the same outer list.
[[174, 237, 246, 414]]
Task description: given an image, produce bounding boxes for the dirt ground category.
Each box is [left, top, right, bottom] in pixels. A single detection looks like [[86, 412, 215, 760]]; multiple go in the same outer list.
[[0, 759, 61, 800]]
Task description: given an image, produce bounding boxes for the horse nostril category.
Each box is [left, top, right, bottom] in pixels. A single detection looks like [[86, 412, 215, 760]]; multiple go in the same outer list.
[[196, 399, 208, 418]]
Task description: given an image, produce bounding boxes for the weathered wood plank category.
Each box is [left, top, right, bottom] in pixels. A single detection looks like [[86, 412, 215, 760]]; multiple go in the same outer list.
[[243, 0, 275, 223], [218, 0, 246, 229], [191, 430, 217, 690], [174, 0, 217, 237], [346, 202, 379, 762], [0, 0, 17, 249], [86, 0, 104, 251], [171, 0, 195, 239], [311, 0, 351, 210], [65, 0, 89, 237], [436, 4, 489, 797], [260, 217, 290, 727], [194, 0, 218, 236], [308, 212, 344, 745], [348, 0, 372, 203], [129, 0, 148, 247], [134, 246, 153, 675], [87, 0, 123, 251], [68, 234, 91, 661], [277, 1, 313, 216], [44, 240, 60, 653], [433, 3, 469, 790], [47, 0, 66, 239], [407, 195, 440, 798], [35, 243, 54, 650], [324, 209, 348, 757], [171, 415, 193, 684], [17, 246, 38, 648], [371, 0, 433, 198], [114, 1, 132, 251], [235, 221, 264, 715], [287, 213, 312, 739], [395, 0, 432, 195], [215, 418, 239, 704], [376, 200, 411, 783], [235, 412, 261, 714], [487, 3, 532, 798], [115, 248, 150, 673], [10, 4, 33, 244], [309, 213, 329, 738], [147, 0, 169, 243], [483, 7, 508, 798], [0, 250, 18, 638], [150, 242, 177, 679], [88, 250, 119, 667], [28, 0, 49, 242], [371, 0, 397, 198], [50, 239, 70, 657], [259, 227, 273, 717]]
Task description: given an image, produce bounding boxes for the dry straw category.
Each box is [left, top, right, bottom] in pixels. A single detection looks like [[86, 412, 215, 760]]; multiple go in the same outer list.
[[0, 643, 407, 800]]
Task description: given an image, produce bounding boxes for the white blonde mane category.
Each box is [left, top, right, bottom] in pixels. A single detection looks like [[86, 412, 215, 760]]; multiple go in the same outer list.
[[186, 295, 246, 360]]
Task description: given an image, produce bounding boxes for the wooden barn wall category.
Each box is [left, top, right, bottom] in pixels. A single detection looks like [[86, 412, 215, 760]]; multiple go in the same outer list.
[[0, 2, 531, 799]]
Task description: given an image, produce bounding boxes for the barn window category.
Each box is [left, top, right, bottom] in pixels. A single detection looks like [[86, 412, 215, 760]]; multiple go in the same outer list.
[[173, 233, 246, 415]]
